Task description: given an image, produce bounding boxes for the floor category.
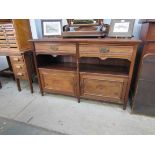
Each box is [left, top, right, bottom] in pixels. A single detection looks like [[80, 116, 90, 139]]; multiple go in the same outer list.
[[0, 77, 155, 135]]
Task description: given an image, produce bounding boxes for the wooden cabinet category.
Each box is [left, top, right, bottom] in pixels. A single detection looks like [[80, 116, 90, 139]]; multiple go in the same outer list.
[[0, 19, 34, 93], [31, 38, 140, 109], [39, 69, 77, 96], [80, 73, 128, 104]]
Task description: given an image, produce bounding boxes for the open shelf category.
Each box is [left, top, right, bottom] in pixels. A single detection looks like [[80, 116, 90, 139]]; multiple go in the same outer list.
[[37, 55, 130, 75], [80, 63, 129, 76], [37, 54, 76, 71], [38, 62, 77, 71], [79, 57, 130, 76]]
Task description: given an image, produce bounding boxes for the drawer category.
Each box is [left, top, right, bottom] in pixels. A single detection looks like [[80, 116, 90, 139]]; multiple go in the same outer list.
[[39, 69, 77, 96], [80, 73, 128, 104], [12, 63, 26, 73], [15, 72, 27, 80], [79, 44, 133, 61], [35, 43, 76, 54], [10, 56, 24, 64]]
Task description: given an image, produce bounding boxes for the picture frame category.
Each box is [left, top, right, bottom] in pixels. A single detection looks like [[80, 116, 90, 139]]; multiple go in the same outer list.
[[108, 19, 135, 38], [41, 19, 62, 37]]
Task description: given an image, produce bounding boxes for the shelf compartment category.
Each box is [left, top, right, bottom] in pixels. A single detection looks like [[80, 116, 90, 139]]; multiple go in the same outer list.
[[38, 62, 77, 71], [37, 55, 77, 71], [80, 63, 129, 76]]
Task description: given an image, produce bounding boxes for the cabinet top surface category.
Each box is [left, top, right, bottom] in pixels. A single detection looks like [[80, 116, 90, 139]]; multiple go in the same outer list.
[[30, 38, 141, 44]]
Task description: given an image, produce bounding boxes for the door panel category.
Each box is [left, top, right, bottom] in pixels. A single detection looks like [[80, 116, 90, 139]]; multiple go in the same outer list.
[[80, 73, 128, 104]]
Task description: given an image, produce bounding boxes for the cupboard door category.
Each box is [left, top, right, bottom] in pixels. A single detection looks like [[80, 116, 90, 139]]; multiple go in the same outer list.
[[39, 69, 76, 96], [80, 73, 128, 104]]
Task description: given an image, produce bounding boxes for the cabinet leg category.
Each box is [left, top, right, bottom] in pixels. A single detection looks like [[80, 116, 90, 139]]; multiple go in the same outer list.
[[41, 91, 44, 96], [78, 98, 80, 103], [123, 103, 127, 110], [12, 75, 15, 81], [16, 78, 21, 92], [28, 78, 33, 94]]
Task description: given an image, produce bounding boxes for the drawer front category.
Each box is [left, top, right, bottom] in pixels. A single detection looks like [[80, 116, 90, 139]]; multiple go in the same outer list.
[[80, 73, 128, 104], [35, 43, 76, 54], [12, 63, 26, 73], [39, 69, 76, 96], [10, 56, 24, 64], [10, 56, 27, 80], [15, 72, 27, 80], [0, 23, 18, 50], [79, 44, 133, 61]]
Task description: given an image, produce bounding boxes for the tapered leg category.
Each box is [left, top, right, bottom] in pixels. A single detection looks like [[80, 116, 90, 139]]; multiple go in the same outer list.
[[123, 103, 127, 110], [7, 56, 15, 80], [16, 78, 21, 92], [32, 50, 44, 96], [78, 98, 80, 103], [28, 77, 33, 94]]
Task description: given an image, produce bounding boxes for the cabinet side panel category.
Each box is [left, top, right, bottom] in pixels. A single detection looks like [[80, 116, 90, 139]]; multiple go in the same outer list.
[[13, 19, 33, 51], [140, 23, 149, 41]]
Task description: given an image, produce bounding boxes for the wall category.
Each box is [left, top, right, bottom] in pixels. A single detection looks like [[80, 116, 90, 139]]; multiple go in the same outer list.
[[30, 19, 142, 39]]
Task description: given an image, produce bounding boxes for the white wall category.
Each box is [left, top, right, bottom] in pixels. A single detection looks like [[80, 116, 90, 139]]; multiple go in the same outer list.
[[30, 19, 142, 39]]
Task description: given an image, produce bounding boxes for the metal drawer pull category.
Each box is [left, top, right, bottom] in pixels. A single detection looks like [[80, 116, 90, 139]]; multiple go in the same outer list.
[[16, 65, 22, 69], [13, 58, 20, 61], [17, 73, 24, 76], [100, 47, 109, 53]]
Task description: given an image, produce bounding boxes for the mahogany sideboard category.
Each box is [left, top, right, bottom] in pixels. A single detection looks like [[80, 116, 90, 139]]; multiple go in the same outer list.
[[31, 38, 140, 109], [0, 19, 35, 93]]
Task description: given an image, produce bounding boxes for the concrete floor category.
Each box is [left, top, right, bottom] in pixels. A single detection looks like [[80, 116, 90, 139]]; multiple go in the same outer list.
[[0, 116, 64, 135], [0, 77, 155, 135]]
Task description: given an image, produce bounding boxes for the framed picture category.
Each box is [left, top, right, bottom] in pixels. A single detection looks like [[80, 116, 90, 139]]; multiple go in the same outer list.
[[108, 19, 135, 38], [41, 20, 62, 37]]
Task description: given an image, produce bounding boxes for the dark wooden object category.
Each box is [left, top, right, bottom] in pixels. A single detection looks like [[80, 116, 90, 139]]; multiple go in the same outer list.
[[31, 38, 140, 109], [0, 19, 34, 93], [132, 21, 155, 115], [132, 54, 155, 116]]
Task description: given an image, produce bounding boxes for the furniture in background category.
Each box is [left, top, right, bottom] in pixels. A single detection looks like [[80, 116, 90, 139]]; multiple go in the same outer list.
[[132, 21, 155, 116], [0, 19, 35, 93], [31, 38, 140, 109], [132, 54, 155, 116]]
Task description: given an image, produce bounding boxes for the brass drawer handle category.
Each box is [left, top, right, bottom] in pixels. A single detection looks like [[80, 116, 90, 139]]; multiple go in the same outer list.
[[17, 73, 24, 76], [16, 65, 22, 69], [50, 46, 58, 51], [13, 58, 20, 61], [100, 47, 109, 53]]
